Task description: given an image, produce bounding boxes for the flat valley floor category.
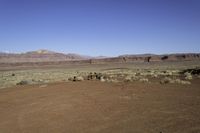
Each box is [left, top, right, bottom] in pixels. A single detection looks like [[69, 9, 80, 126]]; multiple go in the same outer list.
[[0, 80, 200, 133]]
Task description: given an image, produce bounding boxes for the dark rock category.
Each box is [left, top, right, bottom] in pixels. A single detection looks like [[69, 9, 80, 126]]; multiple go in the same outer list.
[[144, 56, 151, 62], [73, 76, 77, 81], [161, 56, 168, 60], [16, 80, 31, 85], [180, 67, 200, 75], [96, 73, 102, 80]]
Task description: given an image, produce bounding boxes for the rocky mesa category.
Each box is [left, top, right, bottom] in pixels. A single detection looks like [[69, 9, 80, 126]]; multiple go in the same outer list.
[[0, 50, 199, 64]]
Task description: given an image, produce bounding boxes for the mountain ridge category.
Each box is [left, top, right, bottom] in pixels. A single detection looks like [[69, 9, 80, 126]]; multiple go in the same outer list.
[[0, 50, 200, 63]]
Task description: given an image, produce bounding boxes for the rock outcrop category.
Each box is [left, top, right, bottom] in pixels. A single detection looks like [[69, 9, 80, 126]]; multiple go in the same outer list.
[[0, 50, 199, 68]]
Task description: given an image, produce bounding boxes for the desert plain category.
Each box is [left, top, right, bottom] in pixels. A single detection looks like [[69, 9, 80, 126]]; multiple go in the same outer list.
[[0, 56, 200, 133]]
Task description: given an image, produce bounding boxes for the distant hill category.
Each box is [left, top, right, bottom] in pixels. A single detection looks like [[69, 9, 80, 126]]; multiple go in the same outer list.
[[89, 53, 200, 64], [0, 49, 89, 63], [0, 50, 199, 64], [119, 54, 157, 57], [119, 53, 200, 62]]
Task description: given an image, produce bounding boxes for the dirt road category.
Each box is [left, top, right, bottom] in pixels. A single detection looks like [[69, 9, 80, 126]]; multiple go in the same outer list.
[[0, 81, 200, 133]]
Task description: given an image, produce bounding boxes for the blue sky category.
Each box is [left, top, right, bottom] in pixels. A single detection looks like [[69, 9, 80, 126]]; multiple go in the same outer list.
[[0, 0, 200, 56]]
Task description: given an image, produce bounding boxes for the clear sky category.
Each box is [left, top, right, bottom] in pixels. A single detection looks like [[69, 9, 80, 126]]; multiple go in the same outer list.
[[0, 0, 200, 56]]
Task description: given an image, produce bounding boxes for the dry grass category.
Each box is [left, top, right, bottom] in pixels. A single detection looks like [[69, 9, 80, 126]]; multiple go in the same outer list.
[[160, 77, 191, 85], [184, 72, 193, 80], [1, 63, 199, 89], [139, 78, 149, 83]]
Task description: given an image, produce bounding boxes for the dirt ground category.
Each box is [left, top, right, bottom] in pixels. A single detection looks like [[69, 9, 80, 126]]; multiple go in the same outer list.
[[0, 80, 200, 133]]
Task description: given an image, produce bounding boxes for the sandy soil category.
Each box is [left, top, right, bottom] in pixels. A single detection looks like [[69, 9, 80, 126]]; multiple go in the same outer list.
[[0, 80, 200, 133]]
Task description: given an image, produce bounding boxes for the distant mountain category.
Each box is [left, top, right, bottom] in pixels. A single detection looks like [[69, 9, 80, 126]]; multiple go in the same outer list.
[[25, 49, 56, 54], [88, 53, 200, 64], [0, 49, 90, 63], [93, 56, 109, 59], [119, 54, 157, 57], [0, 50, 199, 64], [119, 53, 200, 61]]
